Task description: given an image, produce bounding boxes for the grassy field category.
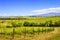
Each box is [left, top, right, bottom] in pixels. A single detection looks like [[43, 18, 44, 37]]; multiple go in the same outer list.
[[0, 27, 54, 34], [0, 16, 60, 40], [0, 27, 60, 40]]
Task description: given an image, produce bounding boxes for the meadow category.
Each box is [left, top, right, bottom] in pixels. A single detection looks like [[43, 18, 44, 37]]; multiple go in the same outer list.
[[0, 16, 60, 40]]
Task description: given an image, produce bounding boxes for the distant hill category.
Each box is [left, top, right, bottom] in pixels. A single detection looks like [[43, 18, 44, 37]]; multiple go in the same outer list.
[[29, 13, 60, 17], [0, 13, 60, 18], [38, 13, 60, 16]]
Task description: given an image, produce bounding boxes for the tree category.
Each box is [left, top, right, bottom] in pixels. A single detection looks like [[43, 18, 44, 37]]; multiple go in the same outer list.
[[45, 20, 53, 27], [23, 21, 30, 26], [49, 20, 53, 27], [54, 22, 60, 27]]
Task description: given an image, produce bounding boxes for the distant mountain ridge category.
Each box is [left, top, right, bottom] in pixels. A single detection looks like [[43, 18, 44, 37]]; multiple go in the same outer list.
[[38, 13, 60, 16], [0, 13, 60, 18]]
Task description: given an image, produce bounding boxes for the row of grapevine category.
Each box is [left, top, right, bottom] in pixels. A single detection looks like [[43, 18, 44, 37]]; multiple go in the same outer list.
[[0, 27, 54, 35]]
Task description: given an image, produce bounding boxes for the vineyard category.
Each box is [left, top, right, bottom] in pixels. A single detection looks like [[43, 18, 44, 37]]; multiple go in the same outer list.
[[0, 16, 60, 40], [0, 27, 54, 35]]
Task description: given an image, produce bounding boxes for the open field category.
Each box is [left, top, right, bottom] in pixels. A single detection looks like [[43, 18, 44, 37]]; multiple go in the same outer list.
[[0, 27, 60, 40], [0, 27, 54, 34], [0, 16, 60, 40]]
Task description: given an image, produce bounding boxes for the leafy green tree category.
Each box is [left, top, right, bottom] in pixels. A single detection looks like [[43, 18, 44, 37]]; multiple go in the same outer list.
[[23, 21, 30, 26]]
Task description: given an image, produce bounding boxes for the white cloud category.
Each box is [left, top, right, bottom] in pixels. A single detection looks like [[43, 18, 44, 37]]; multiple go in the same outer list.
[[32, 7, 60, 14]]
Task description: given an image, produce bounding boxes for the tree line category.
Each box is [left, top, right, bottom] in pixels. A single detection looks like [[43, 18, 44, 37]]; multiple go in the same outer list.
[[0, 18, 27, 20], [23, 20, 60, 27], [6, 20, 60, 28]]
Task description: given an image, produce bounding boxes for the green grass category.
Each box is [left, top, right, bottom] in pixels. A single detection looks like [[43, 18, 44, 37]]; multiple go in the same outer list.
[[0, 16, 60, 40], [0, 27, 54, 35], [0, 16, 59, 34]]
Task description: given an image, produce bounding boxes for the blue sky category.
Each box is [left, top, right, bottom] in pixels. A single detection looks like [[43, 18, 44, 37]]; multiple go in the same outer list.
[[0, 0, 60, 16]]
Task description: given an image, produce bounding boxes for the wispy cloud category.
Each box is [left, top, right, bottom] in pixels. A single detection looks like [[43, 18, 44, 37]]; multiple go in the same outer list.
[[32, 7, 60, 14]]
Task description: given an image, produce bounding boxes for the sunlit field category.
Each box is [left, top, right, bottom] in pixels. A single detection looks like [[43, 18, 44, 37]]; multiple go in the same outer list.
[[0, 16, 60, 40]]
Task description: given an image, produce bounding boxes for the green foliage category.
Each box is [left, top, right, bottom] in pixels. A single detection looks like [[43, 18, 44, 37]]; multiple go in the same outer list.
[[0, 16, 59, 35]]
